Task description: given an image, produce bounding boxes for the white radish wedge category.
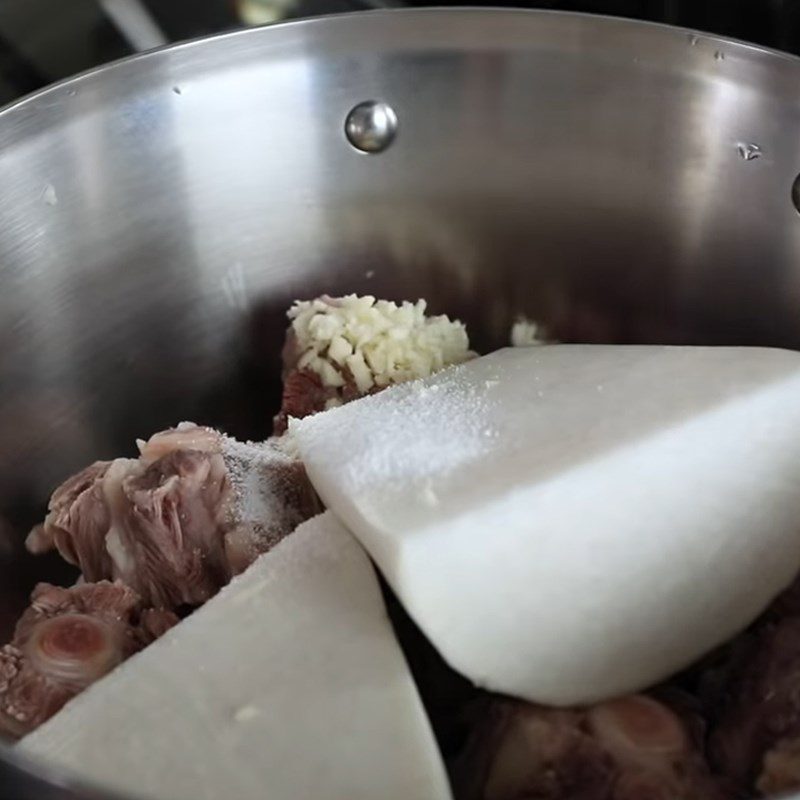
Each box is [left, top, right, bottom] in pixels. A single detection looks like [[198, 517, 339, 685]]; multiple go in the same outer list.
[[292, 345, 800, 705], [19, 512, 451, 800]]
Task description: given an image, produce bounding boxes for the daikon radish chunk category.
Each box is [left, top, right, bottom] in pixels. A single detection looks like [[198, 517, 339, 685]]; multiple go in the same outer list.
[[19, 513, 451, 800], [292, 345, 800, 705]]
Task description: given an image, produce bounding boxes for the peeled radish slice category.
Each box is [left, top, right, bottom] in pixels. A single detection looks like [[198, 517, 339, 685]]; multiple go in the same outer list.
[[19, 513, 451, 800], [292, 345, 800, 704]]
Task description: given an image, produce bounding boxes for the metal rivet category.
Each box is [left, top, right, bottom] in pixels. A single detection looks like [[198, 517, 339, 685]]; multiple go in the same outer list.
[[344, 101, 398, 154], [792, 173, 800, 216]]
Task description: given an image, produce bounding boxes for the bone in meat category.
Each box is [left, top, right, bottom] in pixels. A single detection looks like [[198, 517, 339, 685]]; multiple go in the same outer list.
[[452, 695, 732, 800], [0, 581, 176, 738], [26, 423, 320, 610], [706, 614, 800, 796]]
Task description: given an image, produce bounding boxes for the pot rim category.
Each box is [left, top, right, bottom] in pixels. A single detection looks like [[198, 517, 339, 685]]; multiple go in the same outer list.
[[0, 7, 797, 800]]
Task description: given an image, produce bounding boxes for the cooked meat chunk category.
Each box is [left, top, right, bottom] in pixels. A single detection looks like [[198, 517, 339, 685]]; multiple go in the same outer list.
[[0, 581, 177, 738], [276, 360, 366, 434], [28, 461, 115, 581], [275, 295, 473, 432], [27, 423, 320, 609], [760, 737, 800, 796], [453, 696, 732, 800], [706, 616, 800, 796]]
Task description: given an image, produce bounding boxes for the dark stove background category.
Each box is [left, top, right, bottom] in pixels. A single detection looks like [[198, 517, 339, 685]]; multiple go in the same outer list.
[[0, 0, 799, 107]]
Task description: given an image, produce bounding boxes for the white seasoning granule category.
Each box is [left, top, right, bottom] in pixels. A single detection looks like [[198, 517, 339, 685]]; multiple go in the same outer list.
[[220, 435, 306, 546], [291, 362, 495, 495]]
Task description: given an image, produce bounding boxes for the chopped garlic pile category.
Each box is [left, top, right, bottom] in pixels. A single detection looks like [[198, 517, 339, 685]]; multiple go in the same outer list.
[[288, 295, 472, 394]]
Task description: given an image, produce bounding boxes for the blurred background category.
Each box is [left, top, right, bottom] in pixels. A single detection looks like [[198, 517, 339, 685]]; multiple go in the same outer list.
[[0, 0, 800, 107]]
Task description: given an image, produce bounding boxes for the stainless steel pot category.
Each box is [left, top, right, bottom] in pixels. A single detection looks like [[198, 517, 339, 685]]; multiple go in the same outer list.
[[1, 8, 800, 797]]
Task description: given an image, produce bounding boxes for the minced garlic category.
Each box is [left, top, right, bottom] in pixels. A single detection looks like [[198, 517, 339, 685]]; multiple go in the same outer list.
[[288, 295, 473, 392]]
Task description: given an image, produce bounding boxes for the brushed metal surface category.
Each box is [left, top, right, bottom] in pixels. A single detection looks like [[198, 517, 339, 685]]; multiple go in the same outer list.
[[1, 8, 800, 797]]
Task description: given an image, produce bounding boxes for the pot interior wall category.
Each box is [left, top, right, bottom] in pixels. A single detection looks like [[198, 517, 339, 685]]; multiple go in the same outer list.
[[0, 9, 799, 627]]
